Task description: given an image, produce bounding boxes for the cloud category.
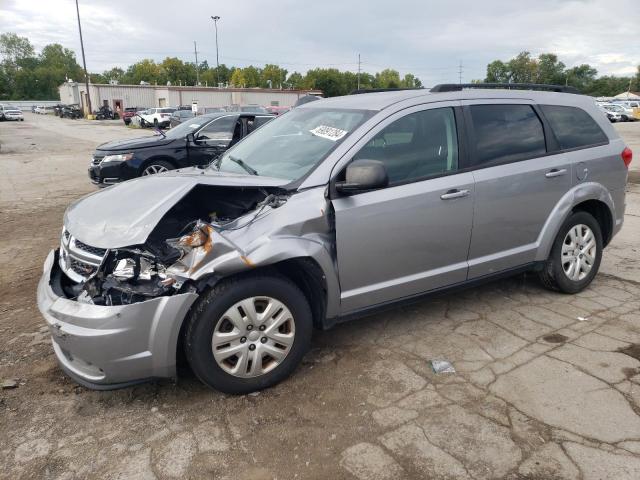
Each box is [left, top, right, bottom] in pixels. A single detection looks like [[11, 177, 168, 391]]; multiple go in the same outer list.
[[1, 0, 638, 85]]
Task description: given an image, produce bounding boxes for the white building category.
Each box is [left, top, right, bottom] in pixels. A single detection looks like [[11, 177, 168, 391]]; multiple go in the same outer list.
[[58, 82, 322, 114]]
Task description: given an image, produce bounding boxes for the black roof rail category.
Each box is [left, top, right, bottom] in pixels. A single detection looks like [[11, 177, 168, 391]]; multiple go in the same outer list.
[[430, 83, 580, 94], [349, 87, 425, 95]]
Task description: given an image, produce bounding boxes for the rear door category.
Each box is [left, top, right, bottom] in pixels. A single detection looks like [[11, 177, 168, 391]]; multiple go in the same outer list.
[[332, 103, 475, 313], [463, 100, 571, 278]]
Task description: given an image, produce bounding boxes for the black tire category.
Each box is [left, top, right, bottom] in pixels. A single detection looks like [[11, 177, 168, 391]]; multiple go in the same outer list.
[[538, 211, 603, 294], [622, 115, 629, 122], [153, 118, 159, 128], [140, 119, 146, 127], [184, 274, 313, 394]]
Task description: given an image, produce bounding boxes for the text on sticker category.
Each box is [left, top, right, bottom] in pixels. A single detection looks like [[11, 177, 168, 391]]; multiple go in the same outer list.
[[309, 125, 348, 141]]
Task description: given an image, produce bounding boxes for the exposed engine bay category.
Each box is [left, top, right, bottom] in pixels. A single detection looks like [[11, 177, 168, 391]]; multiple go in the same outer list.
[[58, 185, 289, 306]]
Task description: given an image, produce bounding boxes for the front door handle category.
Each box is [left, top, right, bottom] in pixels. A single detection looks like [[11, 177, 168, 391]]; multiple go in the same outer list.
[[440, 189, 470, 200], [545, 168, 567, 178]]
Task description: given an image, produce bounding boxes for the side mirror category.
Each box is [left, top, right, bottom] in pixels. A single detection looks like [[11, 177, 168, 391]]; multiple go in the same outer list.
[[335, 159, 388, 194], [186, 132, 200, 144]]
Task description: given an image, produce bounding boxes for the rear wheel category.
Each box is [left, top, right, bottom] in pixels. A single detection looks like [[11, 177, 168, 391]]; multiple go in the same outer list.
[[538, 211, 603, 293], [185, 274, 312, 394], [153, 118, 159, 128], [141, 160, 173, 176]]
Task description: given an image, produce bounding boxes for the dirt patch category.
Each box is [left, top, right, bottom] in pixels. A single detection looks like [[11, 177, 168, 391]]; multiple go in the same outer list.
[[618, 344, 640, 361], [542, 334, 569, 344]]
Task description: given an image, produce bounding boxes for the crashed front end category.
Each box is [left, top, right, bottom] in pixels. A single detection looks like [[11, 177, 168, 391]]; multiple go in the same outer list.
[[36, 177, 314, 389]]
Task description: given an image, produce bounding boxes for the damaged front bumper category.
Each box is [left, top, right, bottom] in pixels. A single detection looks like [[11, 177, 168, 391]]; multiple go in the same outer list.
[[37, 250, 198, 389]]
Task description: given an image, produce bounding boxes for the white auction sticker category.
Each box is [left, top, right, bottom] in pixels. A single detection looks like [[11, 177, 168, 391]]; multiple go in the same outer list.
[[309, 125, 348, 141]]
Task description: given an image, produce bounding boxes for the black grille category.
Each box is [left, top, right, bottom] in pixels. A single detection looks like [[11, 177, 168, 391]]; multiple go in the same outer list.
[[92, 155, 104, 165], [74, 239, 107, 257], [69, 258, 97, 276]]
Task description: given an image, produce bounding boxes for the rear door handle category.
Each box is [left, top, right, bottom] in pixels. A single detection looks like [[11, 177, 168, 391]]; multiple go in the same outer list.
[[440, 189, 470, 200], [545, 168, 567, 178]]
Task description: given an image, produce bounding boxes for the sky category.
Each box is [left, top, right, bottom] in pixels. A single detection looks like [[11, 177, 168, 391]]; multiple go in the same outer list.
[[1, 0, 638, 85]]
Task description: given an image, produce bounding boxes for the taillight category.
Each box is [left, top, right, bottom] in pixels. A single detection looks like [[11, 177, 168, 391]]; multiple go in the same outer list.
[[622, 147, 632, 168]]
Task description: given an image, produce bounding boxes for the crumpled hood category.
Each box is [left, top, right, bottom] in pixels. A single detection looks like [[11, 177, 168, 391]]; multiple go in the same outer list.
[[96, 135, 173, 151], [64, 169, 290, 249]]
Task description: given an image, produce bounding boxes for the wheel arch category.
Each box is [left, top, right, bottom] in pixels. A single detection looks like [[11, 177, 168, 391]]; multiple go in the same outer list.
[[535, 182, 616, 262]]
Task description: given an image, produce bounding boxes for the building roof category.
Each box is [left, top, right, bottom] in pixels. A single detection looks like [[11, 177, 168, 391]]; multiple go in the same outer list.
[[60, 81, 322, 95], [613, 91, 640, 100]]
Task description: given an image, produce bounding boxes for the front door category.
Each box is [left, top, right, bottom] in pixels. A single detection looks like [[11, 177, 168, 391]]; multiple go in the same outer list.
[[188, 115, 238, 166], [462, 101, 572, 278], [332, 104, 475, 313]]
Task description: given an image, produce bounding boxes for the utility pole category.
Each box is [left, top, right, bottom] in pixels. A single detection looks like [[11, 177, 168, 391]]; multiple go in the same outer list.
[[193, 41, 199, 86], [458, 60, 463, 84], [75, 0, 91, 116], [211, 16, 221, 87], [357, 53, 361, 90]]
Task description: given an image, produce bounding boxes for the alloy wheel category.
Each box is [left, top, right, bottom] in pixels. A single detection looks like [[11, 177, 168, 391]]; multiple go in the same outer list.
[[142, 164, 169, 175], [211, 296, 295, 378], [561, 224, 597, 281]]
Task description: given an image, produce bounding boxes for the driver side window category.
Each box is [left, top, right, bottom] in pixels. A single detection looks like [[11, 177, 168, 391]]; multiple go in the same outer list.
[[353, 107, 459, 185], [198, 116, 236, 144]]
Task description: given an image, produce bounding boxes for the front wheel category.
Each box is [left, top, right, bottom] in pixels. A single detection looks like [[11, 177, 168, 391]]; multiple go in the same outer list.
[[141, 159, 173, 176], [184, 274, 313, 394], [538, 211, 603, 293]]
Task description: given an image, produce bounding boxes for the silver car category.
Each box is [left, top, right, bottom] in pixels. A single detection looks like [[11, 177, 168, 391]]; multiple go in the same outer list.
[[37, 84, 632, 393]]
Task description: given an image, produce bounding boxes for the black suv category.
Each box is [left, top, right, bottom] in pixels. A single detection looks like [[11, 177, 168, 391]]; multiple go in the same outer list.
[[89, 112, 274, 186]]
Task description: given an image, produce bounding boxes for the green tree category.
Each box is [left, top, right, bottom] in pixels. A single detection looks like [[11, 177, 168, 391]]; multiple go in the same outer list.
[[286, 71, 305, 89], [485, 60, 510, 82], [229, 68, 246, 87], [402, 73, 422, 88], [375, 68, 402, 88], [261, 64, 287, 88], [123, 59, 161, 85], [102, 67, 125, 83], [242, 66, 261, 87], [536, 53, 565, 85], [304, 68, 347, 97], [507, 51, 537, 83], [0, 33, 34, 66], [565, 64, 598, 91]]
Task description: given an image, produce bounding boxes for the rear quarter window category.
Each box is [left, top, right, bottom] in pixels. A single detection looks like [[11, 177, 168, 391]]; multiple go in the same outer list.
[[540, 105, 608, 150]]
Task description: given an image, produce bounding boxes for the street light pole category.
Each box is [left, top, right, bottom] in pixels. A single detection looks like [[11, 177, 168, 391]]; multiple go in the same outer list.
[[211, 16, 221, 87], [75, 0, 91, 116]]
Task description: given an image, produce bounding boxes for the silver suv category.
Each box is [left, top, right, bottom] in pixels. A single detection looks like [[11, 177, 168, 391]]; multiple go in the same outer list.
[[37, 83, 632, 394]]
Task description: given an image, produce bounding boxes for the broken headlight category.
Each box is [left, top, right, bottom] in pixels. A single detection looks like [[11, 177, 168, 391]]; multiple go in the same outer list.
[[112, 256, 154, 280]]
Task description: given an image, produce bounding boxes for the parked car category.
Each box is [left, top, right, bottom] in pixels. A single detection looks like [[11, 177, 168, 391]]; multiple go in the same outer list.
[[122, 107, 146, 125], [2, 106, 24, 121], [597, 103, 622, 122], [169, 109, 195, 128], [0, 105, 24, 121], [227, 104, 269, 114], [138, 107, 177, 128], [88, 112, 275, 186], [266, 106, 291, 115], [60, 104, 83, 119], [202, 107, 226, 114], [38, 84, 631, 393], [601, 103, 633, 122]]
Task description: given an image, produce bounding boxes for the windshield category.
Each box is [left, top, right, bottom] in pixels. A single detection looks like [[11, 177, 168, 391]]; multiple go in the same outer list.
[[163, 115, 216, 139], [214, 107, 374, 181]]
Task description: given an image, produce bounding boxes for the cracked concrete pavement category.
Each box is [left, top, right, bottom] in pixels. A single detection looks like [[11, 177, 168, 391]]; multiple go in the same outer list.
[[1, 114, 640, 479]]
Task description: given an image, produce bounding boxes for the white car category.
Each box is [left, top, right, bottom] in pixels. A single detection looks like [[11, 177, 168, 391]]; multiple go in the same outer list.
[[2, 106, 24, 121], [138, 107, 176, 128], [597, 104, 622, 123], [602, 103, 635, 122]]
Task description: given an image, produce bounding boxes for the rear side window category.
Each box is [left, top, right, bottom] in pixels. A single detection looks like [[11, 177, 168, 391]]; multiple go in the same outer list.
[[470, 104, 546, 166], [540, 105, 608, 150]]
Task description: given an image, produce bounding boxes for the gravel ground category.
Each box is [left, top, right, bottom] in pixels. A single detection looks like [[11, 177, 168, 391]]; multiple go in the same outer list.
[[1, 113, 640, 480]]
